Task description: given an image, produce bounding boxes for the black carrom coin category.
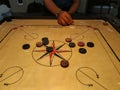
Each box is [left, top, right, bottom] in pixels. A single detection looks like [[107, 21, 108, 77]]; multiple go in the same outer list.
[[22, 44, 30, 50], [87, 42, 94, 47], [42, 37, 49, 45], [79, 48, 87, 54], [46, 46, 53, 52], [69, 42, 76, 48]]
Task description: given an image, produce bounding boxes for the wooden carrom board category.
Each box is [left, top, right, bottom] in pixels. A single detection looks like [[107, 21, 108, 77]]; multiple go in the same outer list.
[[0, 19, 120, 90]]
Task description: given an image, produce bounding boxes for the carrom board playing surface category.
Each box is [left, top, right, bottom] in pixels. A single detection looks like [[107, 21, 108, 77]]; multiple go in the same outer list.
[[0, 19, 120, 90]]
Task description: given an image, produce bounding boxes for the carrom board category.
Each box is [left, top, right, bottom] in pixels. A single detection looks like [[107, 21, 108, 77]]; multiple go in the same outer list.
[[0, 19, 120, 90]]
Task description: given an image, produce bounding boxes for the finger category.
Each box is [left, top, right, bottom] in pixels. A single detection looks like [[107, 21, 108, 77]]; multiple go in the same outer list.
[[59, 12, 71, 25], [58, 18, 68, 26], [61, 19, 68, 26], [63, 14, 73, 25], [58, 12, 73, 26]]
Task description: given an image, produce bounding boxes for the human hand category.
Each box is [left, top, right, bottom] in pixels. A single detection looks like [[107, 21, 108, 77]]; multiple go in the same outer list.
[[57, 11, 74, 26]]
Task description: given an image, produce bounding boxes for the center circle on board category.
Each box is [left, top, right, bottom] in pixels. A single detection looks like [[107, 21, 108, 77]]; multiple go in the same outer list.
[[32, 40, 72, 67]]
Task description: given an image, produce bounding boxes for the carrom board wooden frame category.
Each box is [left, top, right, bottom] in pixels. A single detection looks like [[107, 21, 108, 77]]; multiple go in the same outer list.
[[0, 19, 120, 90]]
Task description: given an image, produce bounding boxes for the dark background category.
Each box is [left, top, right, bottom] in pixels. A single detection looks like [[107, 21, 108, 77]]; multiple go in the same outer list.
[[0, 0, 120, 18]]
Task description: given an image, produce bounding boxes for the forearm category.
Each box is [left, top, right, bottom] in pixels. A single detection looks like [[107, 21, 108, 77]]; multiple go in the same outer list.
[[44, 0, 61, 15], [68, 0, 80, 14]]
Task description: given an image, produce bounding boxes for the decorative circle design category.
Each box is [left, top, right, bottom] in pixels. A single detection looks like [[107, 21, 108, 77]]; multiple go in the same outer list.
[[0, 66, 24, 86], [75, 67, 107, 90]]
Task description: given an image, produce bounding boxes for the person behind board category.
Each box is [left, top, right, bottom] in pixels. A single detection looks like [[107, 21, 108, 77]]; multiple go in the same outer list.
[[44, 0, 80, 26]]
